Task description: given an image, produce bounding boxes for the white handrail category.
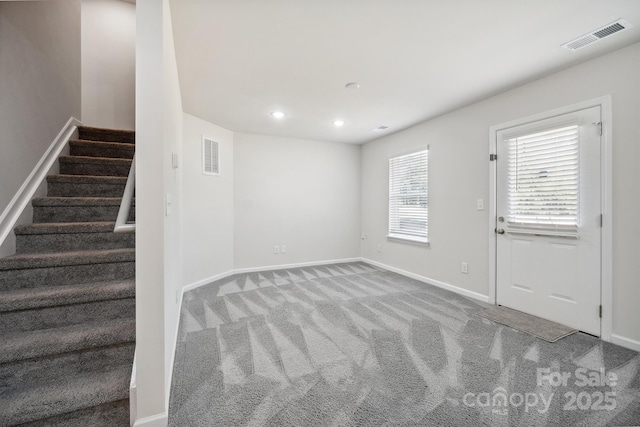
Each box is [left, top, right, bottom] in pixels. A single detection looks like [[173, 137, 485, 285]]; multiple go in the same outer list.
[[0, 117, 81, 249], [114, 153, 135, 233]]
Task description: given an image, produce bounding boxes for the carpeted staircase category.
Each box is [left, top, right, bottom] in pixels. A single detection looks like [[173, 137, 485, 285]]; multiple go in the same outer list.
[[0, 127, 136, 426]]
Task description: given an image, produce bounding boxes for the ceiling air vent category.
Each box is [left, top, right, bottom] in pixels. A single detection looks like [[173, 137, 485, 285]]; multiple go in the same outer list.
[[562, 19, 632, 51], [202, 136, 220, 175]]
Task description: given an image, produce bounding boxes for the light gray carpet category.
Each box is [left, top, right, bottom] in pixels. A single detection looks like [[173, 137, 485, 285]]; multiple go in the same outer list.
[[477, 306, 578, 343], [169, 262, 640, 426]]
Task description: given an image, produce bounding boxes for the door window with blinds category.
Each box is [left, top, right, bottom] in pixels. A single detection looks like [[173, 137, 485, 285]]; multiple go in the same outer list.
[[388, 148, 429, 244], [505, 124, 579, 233]]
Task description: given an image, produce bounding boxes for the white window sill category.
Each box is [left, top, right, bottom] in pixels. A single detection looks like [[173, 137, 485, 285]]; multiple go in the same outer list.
[[387, 234, 430, 246]]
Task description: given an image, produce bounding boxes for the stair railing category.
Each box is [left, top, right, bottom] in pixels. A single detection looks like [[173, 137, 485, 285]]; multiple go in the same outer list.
[[114, 154, 135, 233]]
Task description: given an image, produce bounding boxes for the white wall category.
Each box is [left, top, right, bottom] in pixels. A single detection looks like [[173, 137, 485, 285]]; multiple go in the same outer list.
[[361, 42, 640, 344], [0, 0, 81, 257], [161, 0, 184, 404], [135, 0, 183, 423], [234, 133, 361, 269], [81, 0, 135, 130], [183, 113, 234, 286]]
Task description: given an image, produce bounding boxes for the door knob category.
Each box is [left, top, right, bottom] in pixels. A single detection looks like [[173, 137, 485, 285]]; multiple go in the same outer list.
[[496, 228, 505, 234]]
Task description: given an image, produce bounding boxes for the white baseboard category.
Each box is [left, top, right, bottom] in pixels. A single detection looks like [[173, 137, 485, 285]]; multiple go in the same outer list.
[[0, 117, 81, 248], [360, 258, 490, 303], [182, 258, 490, 306], [179, 258, 362, 301], [182, 270, 235, 293], [610, 334, 640, 352], [133, 412, 167, 427], [233, 257, 361, 275]]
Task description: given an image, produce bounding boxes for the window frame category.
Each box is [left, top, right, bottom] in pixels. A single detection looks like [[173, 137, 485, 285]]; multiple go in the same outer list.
[[387, 147, 429, 246]]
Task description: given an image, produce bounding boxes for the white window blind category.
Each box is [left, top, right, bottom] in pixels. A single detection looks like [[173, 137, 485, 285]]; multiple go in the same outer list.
[[506, 124, 579, 230], [202, 137, 220, 175], [389, 149, 428, 243]]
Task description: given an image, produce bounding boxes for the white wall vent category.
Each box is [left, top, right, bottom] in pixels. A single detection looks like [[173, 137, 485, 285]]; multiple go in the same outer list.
[[562, 19, 632, 51], [202, 136, 220, 175]]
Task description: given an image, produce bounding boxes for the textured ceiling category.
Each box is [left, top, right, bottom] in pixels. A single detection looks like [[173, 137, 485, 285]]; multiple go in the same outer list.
[[170, 0, 640, 144]]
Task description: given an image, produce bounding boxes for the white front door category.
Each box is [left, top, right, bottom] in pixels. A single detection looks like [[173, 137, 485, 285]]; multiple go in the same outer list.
[[496, 106, 602, 336]]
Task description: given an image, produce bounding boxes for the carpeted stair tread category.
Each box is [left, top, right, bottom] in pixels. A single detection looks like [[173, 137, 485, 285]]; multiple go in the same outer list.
[[46, 175, 128, 198], [0, 279, 135, 312], [14, 221, 121, 235], [31, 197, 134, 224], [0, 248, 135, 271], [58, 156, 132, 177], [32, 197, 124, 207], [0, 364, 131, 426], [17, 399, 130, 427], [0, 318, 135, 364], [0, 344, 134, 400], [58, 156, 132, 166], [70, 139, 135, 159], [47, 174, 127, 185], [78, 126, 135, 144], [14, 222, 134, 254]]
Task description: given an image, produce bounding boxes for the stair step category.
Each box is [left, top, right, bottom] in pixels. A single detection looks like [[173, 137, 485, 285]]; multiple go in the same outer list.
[[59, 156, 132, 177], [17, 398, 130, 427], [78, 126, 135, 144], [0, 364, 131, 426], [70, 139, 135, 159], [47, 174, 127, 198], [0, 248, 135, 271], [32, 197, 134, 223], [0, 248, 135, 291], [0, 341, 134, 394], [0, 317, 135, 365], [0, 296, 134, 333], [0, 279, 134, 312], [15, 222, 134, 254]]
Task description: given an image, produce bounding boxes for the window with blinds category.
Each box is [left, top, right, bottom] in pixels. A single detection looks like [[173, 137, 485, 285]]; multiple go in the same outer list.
[[388, 149, 428, 243], [506, 124, 579, 230]]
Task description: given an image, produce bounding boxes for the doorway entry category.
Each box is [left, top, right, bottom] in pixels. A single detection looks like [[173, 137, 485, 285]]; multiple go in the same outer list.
[[489, 100, 611, 337]]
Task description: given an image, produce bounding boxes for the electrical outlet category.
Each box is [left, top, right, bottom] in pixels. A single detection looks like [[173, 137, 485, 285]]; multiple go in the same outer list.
[[274, 245, 280, 254], [281, 245, 287, 254], [461, 262, 469, 274], [476, 199, 484, 211]]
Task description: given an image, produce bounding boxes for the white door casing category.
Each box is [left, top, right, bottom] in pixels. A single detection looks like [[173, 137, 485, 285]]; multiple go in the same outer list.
[[494, 106, 602, 336]]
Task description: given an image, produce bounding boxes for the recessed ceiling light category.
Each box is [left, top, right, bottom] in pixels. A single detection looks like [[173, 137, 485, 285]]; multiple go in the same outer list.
[[333, 120, 345, 127], [345, 82, 360, 90], [271, 111, 286, 119]]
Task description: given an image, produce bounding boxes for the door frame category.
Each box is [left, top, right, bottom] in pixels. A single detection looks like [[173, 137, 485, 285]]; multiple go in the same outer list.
[[488, 96, 613, 340]]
